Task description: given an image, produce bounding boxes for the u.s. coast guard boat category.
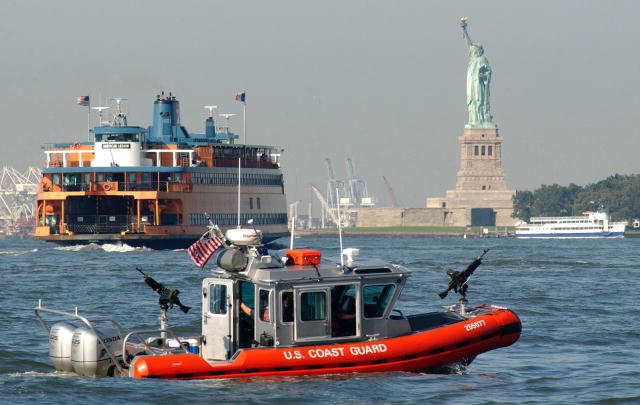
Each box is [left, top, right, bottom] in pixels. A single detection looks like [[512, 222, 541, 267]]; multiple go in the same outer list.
[[34, 227, 521, 379], [515, 211, 626, 239]]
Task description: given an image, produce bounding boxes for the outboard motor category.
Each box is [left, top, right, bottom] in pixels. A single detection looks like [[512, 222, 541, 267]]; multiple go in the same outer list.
[[71, 325, 123, 377], [49, 322, 76, 372]]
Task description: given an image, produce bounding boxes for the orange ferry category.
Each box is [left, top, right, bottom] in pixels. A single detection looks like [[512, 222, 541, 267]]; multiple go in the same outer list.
[[33, 93, 288, 248], [35, 229, 521, 379]]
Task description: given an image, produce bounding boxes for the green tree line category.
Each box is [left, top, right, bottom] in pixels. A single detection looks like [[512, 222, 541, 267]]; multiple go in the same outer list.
[[512, 174, 640, 223]]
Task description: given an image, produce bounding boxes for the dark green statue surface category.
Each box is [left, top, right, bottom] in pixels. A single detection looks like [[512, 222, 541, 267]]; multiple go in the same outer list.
[[461, 17, 495, 128]]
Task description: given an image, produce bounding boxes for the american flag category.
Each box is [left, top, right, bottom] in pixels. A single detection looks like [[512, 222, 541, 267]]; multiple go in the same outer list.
[[188, 230, 223, 268], [234, 92, 246, 103], [76, 96, 90, 106]]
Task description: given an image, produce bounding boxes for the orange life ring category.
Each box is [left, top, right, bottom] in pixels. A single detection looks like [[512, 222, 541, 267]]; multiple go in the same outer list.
[[103, 183, 111, 191]]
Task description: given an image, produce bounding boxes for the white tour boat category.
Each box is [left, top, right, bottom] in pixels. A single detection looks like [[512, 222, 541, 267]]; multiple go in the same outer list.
[[515, 211, 626, 239]]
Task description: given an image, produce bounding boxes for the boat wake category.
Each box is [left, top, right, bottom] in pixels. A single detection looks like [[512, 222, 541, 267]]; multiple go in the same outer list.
[[0, 248, 38, 256], [54, 243, 152, 253], [5, 370, 78, 378]]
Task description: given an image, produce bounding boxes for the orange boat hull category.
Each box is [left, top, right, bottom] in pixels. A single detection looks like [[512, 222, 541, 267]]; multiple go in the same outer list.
[[131, 308, 521, 379]]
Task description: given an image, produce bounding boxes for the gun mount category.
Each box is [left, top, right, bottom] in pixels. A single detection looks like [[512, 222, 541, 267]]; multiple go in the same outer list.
[[136, 268, 190, 314]]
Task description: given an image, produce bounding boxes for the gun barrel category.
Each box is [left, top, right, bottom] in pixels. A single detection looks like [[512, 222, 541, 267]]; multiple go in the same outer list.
[[437, 249, 489, 300]]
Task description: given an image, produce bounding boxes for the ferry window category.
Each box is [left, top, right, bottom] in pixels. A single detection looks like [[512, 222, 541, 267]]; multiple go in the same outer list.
[[300, 291, 326, 321], [257, 197, 261, 210], [128, 173, 136, 183], [259, 289, 270, 322], [96, 173, 105, 182], [474, 145, 479, 156], [249, 198, 253, 210], [488, 145, 493, 156], [83, 174, 91, 184], [209, 284, 227, 315], [281, 291, 294, 323], [52, 174, 60, 185], [363, 284, 396, 318]]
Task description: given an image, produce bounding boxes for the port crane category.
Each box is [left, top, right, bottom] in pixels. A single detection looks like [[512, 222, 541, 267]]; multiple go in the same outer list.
[[0, 166, 41, 235], [382, 176, 399, 208], [345, 158, 373, 208]]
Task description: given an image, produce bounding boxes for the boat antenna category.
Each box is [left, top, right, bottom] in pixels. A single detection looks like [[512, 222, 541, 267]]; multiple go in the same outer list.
[[336, 187, 344, 268], [204, 105, 217, 118], [91, 106, 110, 126], [110, 97, 128, 126], [237, 157, 241, 228]]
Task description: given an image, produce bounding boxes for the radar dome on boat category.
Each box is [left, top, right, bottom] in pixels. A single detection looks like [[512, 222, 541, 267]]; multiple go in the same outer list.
[[225, 228, 262, 246]]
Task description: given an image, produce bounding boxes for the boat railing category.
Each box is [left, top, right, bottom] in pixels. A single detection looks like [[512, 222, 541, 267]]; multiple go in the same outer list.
[[121, 329, 190, 366], [34, 300, 127, 375], [45, 181, 192, 193]]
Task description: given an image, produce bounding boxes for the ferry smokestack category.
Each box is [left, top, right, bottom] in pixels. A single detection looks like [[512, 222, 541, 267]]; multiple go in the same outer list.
[[149, 93, 181, 142]]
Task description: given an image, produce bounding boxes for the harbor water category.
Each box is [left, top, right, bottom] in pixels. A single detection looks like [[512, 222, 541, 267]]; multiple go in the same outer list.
[[1, 236, 638, 404]]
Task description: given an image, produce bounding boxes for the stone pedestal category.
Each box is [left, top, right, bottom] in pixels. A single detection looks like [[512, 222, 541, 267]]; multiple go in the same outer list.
[[426, 126, 517, 227]]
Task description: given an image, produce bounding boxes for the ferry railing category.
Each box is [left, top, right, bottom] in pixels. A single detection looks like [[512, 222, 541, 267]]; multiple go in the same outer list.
[[34, 300, 127, 375], [65, 215, 154, 234], [42, 181, 192, 193], [61, 184, 90, 192]]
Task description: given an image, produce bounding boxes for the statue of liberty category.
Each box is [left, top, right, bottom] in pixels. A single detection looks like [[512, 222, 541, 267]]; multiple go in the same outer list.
[[460, 17, 494, 128]]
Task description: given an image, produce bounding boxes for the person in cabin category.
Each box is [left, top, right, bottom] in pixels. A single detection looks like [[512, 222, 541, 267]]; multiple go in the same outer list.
[[332, 286, 356, 336], [282, 292, 294, 323], [240, 300, 270, 322]]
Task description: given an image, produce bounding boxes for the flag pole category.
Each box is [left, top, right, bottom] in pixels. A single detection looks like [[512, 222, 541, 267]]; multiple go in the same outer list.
[[87, 95, 91, 141], [237, 157, 241, 228], [243, 94, 246, 144]]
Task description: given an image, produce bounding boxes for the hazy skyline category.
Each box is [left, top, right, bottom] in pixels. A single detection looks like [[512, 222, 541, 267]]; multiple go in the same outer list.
[[1, 1, 638, 212]]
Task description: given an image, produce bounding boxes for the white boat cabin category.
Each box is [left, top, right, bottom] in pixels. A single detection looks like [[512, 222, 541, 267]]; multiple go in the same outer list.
[[201, 248, 412, 361]]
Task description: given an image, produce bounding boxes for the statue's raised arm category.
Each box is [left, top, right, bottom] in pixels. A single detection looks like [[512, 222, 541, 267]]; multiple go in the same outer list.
[[460, 17, 473, 47]]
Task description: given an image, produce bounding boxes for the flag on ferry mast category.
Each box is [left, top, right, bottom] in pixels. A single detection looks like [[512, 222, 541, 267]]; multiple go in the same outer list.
[[234, 92, 246, 103], [188, 231, 223, 268], [76, 96, 90, 106]]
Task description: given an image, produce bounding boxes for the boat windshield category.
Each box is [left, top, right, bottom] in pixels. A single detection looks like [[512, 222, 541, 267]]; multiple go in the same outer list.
[[95, 133, 140, 142]]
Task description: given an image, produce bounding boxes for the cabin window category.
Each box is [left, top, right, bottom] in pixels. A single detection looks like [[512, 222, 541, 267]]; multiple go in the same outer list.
[[83, 173, 91, 184], [239, 281, 254, 308], [258, 289, 270, 322], [96, 173, 105, 182], [257, 197, 261, 210], [128, 173, 136, 183], [249, 198, 254, 210], [300, 291, 326, 321], [474, 145, 479, 156], [281, 291, 294, 323], [331, 285, 357, 337], [52, 174, 60, 185], [209, 284, 228, 315], [362, 284, 396, 318]]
